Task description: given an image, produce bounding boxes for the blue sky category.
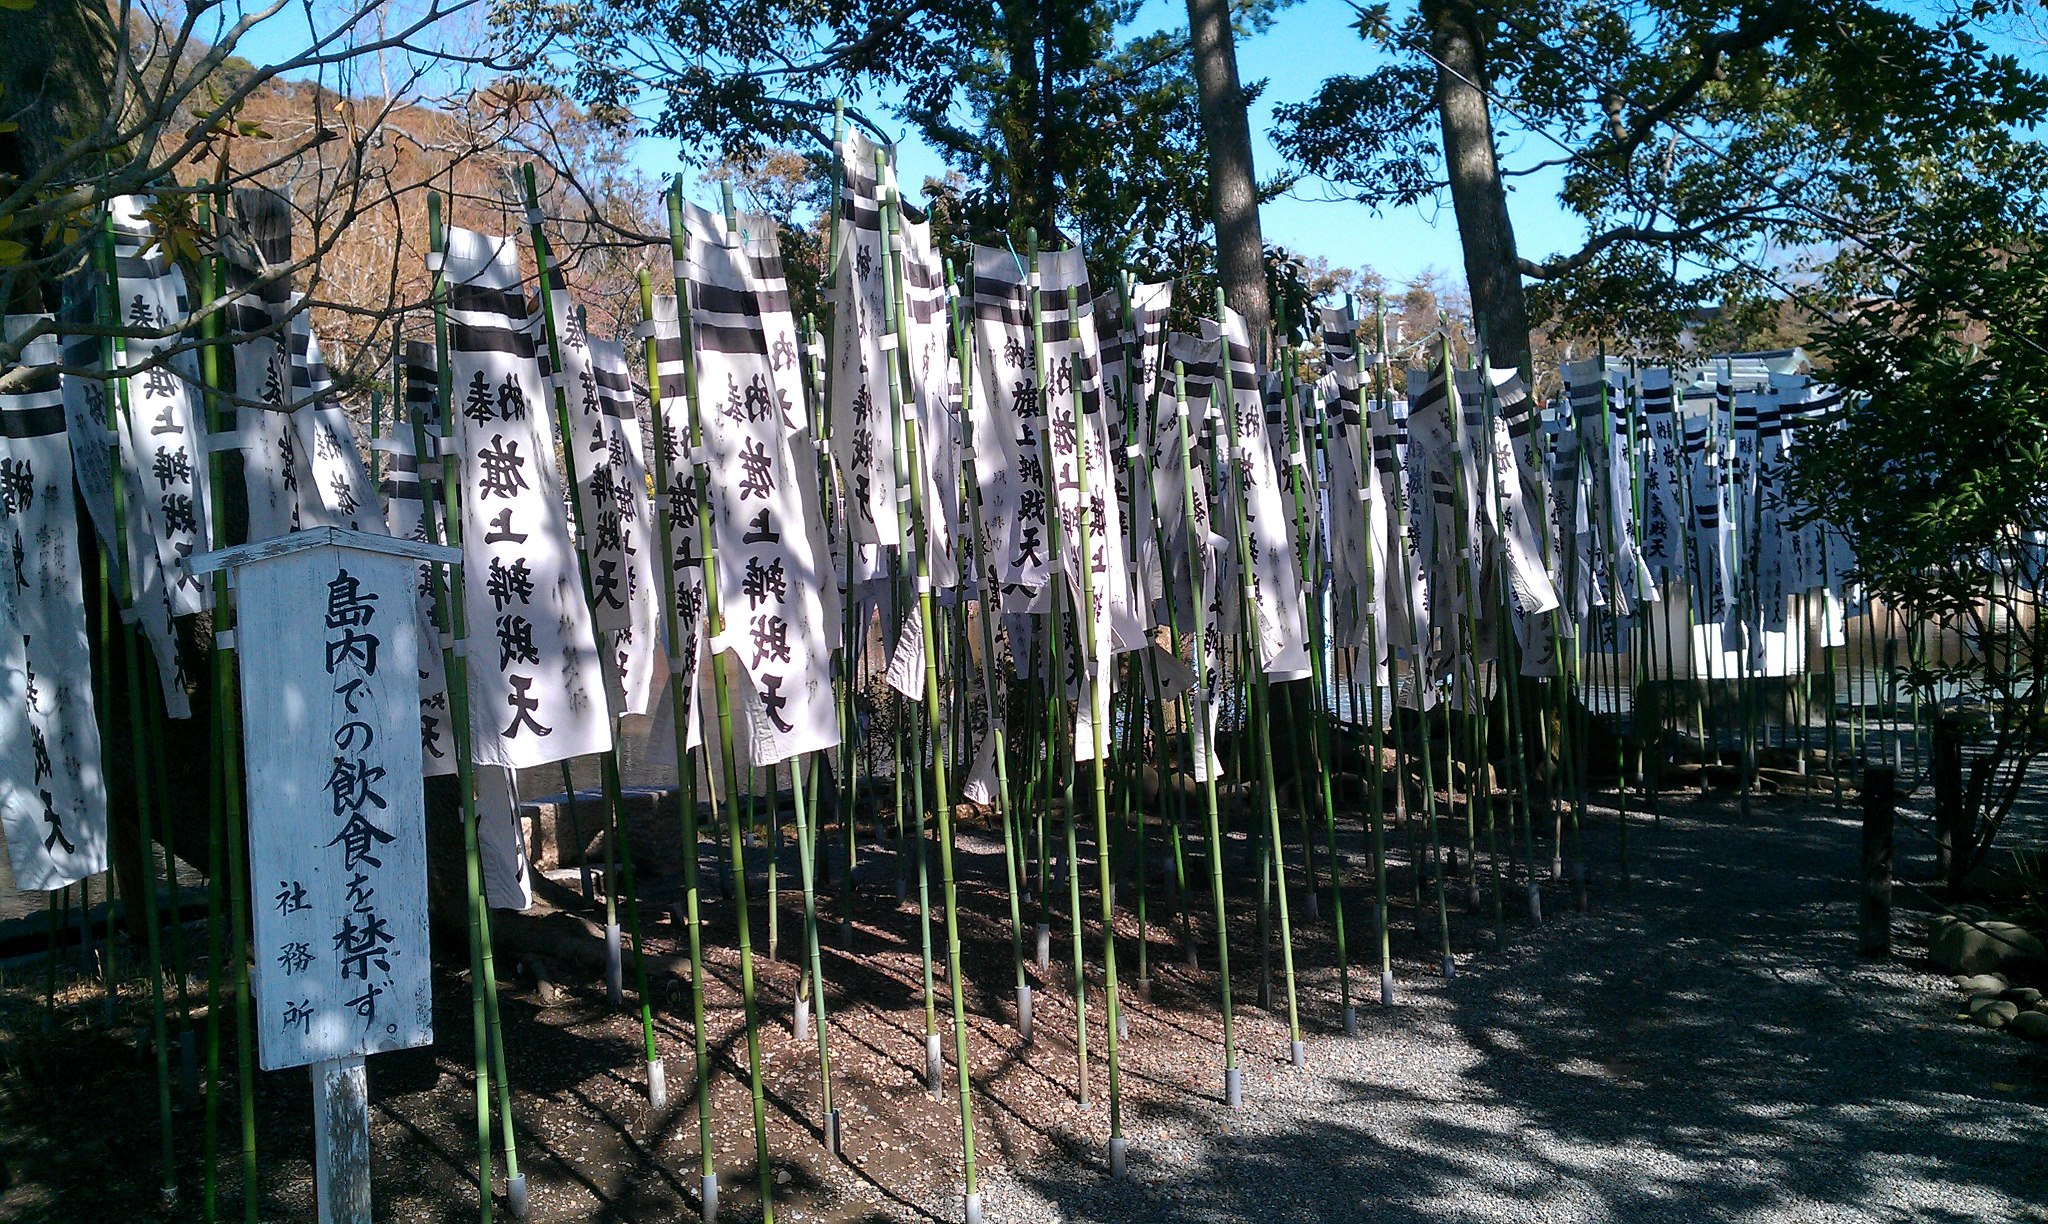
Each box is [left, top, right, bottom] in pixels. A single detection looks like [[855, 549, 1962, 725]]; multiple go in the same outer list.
[[1214, 0, 1587, 287], [237, 0, 2044, 292], [634, 0, 1586, 289]]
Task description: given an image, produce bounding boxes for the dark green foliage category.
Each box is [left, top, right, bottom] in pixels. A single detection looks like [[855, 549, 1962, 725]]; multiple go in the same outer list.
[[1792, 136, 2048, 870], [507, 0, 1290, 272], [1273, 0, 2048, 350]]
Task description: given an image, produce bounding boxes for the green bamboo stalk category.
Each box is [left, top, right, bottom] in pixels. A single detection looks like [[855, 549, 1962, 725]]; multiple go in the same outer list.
[[1592, 351, 1628, 886], [866, 157, 943, 1087], [1462, 365, 1506, 941], [875, 153, 983, 1217], [201, 586, 228, 1220], [666, 180, 778, 1222], [114, 497, 176, 1209], [1364, 303, 1397, 993], [1538, 380, 1588, 910], [1213, 291, 1305, 1060], [1385, 336, 1455, 974], [1275, 335, 1354, 1024], [1443, 341, 1489, 927], [806, 302, 862, 944], [812, 104, 863, 953], [909, 681, 943, 1089], [521, 169, 659, 1098], [559, 762, 593, 900], [782, 320, 843, 1144], [42, 889, 60, 1035], [1052, 282, 1130, 1167], [788, 750, 840, 1150], [1168, 357, 1241, 1103], [94, 207, 202, 1214], [636, 265, 720, 1215], [425, 192, 506, 1222], [950, 262, 1032, 1035], [1019, 230, 1092, 1102], [1472, 358, 1541, 929]]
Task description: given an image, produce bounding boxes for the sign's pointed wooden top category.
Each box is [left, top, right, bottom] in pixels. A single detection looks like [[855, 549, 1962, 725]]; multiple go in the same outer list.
[[187, 524, 458, 578]]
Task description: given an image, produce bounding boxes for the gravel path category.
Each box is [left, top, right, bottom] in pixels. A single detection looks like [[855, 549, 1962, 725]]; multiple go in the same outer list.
[[971, 795, 2048, 1224], [7, 789, 2040, 1222]]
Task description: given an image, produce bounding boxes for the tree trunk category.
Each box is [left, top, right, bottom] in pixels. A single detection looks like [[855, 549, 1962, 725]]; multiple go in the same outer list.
[[1425, 0, 1532, 376], [1184, 0, 1268, 353], [1035, 0, 1058, 239], [992, 0, 1045, 244], [0, 0, 132, 313]]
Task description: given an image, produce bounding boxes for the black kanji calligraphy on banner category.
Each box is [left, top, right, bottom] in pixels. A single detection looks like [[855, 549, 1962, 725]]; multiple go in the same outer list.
[[0, 317, 110, 890], [585, 338, 661, 715], [531, 268, 660, 723], [56, 283, 193, 721], [441, 227, 613, 769], [1478, 366, 1561, 675], [678, 200, 839, 768], [223, 188, 314, 542], [899, 211, 963, 590], [378, 377, 458, 780], [107, 195, 211, 619], [1206, 307, 1309, 681], [286, 298, 379, 533], [826, 127, 899, 550], [642, 294, 711, 762], [1313, 303, 1392, 678]]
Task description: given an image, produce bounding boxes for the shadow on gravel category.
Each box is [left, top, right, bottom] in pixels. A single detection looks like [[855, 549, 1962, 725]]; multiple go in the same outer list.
[[1002, 799, 2048, 1222]]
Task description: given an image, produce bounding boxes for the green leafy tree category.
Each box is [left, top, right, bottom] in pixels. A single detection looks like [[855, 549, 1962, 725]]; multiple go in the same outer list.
[[510, 0, 1286, 284], [1274, 0, 2048, 369], [1792, 137, 2048, 883]]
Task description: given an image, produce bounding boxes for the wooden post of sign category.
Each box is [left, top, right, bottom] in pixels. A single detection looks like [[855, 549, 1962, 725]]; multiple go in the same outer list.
[[311, 1056, 371, 1224], [190, 525, 448, 1224]]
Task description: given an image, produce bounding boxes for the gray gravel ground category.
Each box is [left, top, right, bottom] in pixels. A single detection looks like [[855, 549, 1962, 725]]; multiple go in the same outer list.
[[969, 794, 2048, 1224]]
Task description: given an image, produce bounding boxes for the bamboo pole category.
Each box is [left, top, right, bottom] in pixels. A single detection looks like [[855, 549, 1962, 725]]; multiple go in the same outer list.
[[950, 260, 1033, 1038], [1473, 358, 1542, 929], [521, 168, 662, 1110], [1446, 358, 1505, 944], [1592, 350, 1629, 886], [1276, 329, 1355, 1028], [1018, 230, 1093, 1103], [874, 147, 984, 1219], [1168, 357, 1242, 1104], [1383, 337, 1457, 974], [1365, 302, 1397, 993], [425, 192, 514, 1221], [665, 180, 780, 1223], [866, 155, 943, 1091], [1055, 281, 1130, 1168], [636, 262, 722, 1217], [105, 206, 178, 1212], [41, 889, 60, 1035], [788, 749, 841, 1150], [1213, 290, 1306, 1059]]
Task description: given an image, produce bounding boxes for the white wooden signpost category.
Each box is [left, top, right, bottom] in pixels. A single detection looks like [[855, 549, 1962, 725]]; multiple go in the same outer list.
[[191, 525, 456, 1224]]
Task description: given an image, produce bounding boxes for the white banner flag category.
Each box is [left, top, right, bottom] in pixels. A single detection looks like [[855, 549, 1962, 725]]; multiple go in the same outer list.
[[59, 297, 192, 719], [683, 203, 840, 767], [1211, 308, 1308, 678], [0, 317, 109, 889], [109, 195, 211, 618], [223, 189, 308, 541], [287, 301, 378, 534], [383, 345, 456, 779], [827, 128, 898, 549], [441, 227, 613, 768]]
